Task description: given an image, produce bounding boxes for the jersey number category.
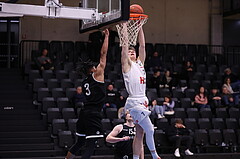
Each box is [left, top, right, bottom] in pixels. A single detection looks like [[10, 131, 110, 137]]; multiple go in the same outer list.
[[84, 83, 91, 96]]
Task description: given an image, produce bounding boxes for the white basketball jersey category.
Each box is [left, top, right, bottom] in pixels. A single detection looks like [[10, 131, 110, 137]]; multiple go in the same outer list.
[[123, 60, 146, 97]]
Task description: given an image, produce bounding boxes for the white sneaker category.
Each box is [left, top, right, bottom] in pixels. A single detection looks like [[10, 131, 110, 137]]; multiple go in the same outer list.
[[157, 114, 163, 119], [174, 148, 180, 157], [185, 149, 193, 155]]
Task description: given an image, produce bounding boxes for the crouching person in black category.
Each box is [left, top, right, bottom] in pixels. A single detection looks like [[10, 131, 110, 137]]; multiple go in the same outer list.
[[106, 111, 143, 159], [167, 119, 193, 157]]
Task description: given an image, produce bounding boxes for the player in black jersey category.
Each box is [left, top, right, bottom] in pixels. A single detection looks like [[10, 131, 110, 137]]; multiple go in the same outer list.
[[106, 111, 143, 159], [65, 29, 109, 159]]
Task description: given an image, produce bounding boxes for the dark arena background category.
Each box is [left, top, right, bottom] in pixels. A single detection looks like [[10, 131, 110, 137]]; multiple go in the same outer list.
[[1, 0, 240, 159]]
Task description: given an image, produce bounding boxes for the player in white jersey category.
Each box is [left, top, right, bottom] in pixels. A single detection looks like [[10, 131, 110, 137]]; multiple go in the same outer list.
[[121, 22, 161, 159]]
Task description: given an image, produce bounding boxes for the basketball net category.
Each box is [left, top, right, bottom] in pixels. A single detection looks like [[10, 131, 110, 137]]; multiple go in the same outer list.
[[116, 14, 148, 47]]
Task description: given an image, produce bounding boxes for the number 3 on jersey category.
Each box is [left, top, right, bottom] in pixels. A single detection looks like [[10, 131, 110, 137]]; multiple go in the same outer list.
[[84, 83, 91, 96]]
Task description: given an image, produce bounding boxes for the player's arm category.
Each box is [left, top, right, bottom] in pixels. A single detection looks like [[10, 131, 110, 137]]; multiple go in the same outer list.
[[138, 27, 146, 64], [106, 125, 130, 143], [121, 22, 131, 73], [94, 29, 109, 82]]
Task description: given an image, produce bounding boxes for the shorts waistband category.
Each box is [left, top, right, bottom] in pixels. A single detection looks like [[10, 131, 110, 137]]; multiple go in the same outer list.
[[128, 95, 146, 99]]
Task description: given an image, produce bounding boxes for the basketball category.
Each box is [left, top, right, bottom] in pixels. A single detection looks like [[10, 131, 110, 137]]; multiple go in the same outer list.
[[130, 4, 144, 14]]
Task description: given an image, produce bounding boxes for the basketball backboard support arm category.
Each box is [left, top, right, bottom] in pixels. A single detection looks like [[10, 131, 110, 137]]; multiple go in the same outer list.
[[0, 0, 98, 20]]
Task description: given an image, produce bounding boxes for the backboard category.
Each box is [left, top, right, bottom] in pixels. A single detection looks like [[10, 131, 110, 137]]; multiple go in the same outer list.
[[79, 0, 129, 33]]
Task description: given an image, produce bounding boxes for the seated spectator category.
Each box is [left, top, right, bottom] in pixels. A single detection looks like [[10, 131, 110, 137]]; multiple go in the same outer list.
[[194, 86, 210, 109], [147, 51, 162, 71], [103, 84, 118, 116], [148, 69, 162, 94], [181, 60, 194, 82], [106, 111, 143, 159], [222, 86, 239, 107], [167, 119, 194, 157], [162, 96, 175, 115], [72, 86, 86, 109], [222, 68, 240, 91], [37, 49, 54, 70], [162, 70, 177, 91], [208, 87, 222, 109], [149, 99, 165, 119]]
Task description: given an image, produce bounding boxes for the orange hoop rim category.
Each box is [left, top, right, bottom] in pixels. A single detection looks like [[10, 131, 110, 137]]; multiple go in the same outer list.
[[129, 13, 148, 20]]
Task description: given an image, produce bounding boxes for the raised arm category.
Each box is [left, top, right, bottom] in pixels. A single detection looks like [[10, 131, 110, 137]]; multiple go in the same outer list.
[[138, 27, 146, 64], [106, 125, 130, 143], [121, 22, 131, 73], [94, 29, 109, 82]]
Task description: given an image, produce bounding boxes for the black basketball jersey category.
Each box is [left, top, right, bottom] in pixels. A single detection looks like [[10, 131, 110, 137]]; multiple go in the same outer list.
[[115, 124, 135, 156], [82, 73, 106, 110]]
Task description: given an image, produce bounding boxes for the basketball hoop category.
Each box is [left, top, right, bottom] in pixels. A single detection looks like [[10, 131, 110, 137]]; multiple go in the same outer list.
[[116, 13, 148, 47]]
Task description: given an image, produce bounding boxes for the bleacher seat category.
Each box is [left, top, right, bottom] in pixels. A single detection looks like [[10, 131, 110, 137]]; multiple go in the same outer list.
[[200, 108, 213, 118], [69, 71, 80, 82], [61, 79, 74, 90], [198, 118, 212, 130], [47, 108, 61, 123], [74, 79, 84, 88], [101, 118, 112, 132], [225, 118, 239, 129], [193, 72, 203, 81], [56, 70, 68, 80], [29, 70, 41, 84], [180, 98, 192, 108], [174, 108, 186, 119], [47, 79, 60, 91], [33, 78, 46, 93], [52, 88, 65, 101], [223, 129, 237, 146], [156, 118, 169, 131], [68, 118, 78, 133], [52, 119, 67, 136], [105, 108, 118, 120], [58, 130, 74, 148], [184, 118, 198, 130], [229, 107, 240, 119], [42, 97, 56, 113], [172, 89, 185, 99], [189, 80, 200, 90], [185, 89, 196, 101], [212, 118, 226, 129], [57, 97, 71, 111], [209, 129, 222, 146], [159, 88, 171, 97], [197, 64, 207, 73], [42, 70, 54, 82], [216, 108, 229, 119], [112, 118, 125, 127], [66, 88, 76, 100], [194, 129, 209, 147], [187, 108, 200, 119], [62, 108, 76, 122], [37, 88, 51, 102]]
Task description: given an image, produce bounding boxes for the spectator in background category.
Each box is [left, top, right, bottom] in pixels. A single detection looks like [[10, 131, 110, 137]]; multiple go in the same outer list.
[[181, 61, 194, 82], [147, 51, 162, 71], [162, 96, 175, 115], [167, 119, 194, 158], [222, 77, 240, 106], [103, 84, 118, 117], [148, 69, 162, 95], [149, 99, 165, 119], [195, 86, 210, 109], [208, 87, 222, 110], [222, 86, 239, 107], [162, 70, 177, 91], [37, 49, 54, 71], [222, 68, 240, 91], [72, 86, 86, 109]]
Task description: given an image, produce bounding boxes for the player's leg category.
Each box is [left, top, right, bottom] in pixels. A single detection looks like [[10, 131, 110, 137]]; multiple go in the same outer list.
[[138, 116, 160, 159], [81, 138, 97, 159], [133, 124, 144, 159], [66, 136, 86, 159]]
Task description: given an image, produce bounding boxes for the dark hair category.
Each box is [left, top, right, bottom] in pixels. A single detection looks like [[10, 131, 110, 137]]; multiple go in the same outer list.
[[224, 77, 231, 84], [175, 119, 183, 124], [198, 86, 207, 98], [164, 95, 172, 103], [76, 60, 98, 76]]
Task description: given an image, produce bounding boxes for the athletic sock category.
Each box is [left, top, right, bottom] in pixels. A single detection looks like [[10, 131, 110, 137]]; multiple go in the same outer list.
[[151, 150, 160, 159], [133, 154, 140, 159]]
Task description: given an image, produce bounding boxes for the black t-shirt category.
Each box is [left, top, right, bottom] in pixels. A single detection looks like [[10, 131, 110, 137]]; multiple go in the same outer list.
[[115, 124, 135, 157], [82, 73, 106, 111]]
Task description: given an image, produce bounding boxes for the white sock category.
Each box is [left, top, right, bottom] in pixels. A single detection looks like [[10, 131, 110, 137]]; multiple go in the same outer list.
[[133, 154, 140, 159], [151, 150, 160, 159]]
